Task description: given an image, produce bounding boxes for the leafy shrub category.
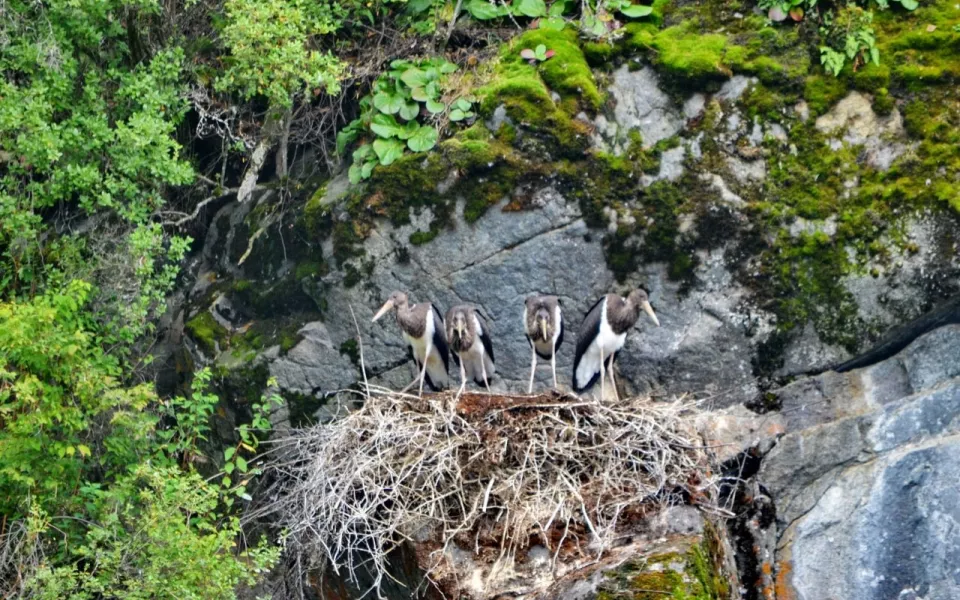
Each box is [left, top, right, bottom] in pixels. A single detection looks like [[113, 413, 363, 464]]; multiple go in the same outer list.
[[337, 59, 475, 183], [464, 0, 654, 38]]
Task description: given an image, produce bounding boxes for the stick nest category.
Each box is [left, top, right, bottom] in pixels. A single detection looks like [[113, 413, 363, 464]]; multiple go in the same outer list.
[[264, 387, 718, 597]]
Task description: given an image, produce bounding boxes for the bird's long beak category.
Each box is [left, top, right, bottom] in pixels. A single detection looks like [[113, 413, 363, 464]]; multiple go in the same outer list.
[[642, 300, 660, 327], [372, 299, 395, 322], [539, 317, 548, 338]]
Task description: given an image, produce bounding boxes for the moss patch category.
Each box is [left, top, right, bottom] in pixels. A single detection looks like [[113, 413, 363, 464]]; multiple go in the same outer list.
[[186, 310, 229, 355]]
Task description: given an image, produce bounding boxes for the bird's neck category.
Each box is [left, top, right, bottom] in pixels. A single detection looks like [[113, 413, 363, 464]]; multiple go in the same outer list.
[[608, 296, 639, 334]]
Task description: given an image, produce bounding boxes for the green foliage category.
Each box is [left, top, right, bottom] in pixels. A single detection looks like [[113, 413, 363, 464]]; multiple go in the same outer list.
[[819, 6, 879, 76], [341, 59, 476, 183], [216, 0, 344, 107], [463, 0, 655, 38], [26, 465, 280, 600], [0, 281, 156, 514], [222, 382, 284, 506]]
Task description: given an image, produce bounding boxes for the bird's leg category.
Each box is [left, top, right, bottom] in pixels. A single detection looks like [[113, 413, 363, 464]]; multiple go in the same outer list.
[[551, 340, 558, 390], [418, 342, 432, 398], [599, 347, 606, 401], [609, 358, 620, 402], [480, 350, 491, 393], [459, 355, 467, 396], [527, 345, 537, 394]]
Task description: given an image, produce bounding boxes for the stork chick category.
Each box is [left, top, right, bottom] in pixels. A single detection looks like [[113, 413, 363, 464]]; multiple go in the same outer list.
[[445, 305, 495, 393], [572, 289, 659, 401], [523, 295, 564, 393], [372, 291, 450, 396]]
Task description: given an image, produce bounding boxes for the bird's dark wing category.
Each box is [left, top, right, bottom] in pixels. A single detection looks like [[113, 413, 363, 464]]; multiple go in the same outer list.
[[431, 304, 450, 374], [479, 318, 495, 364], [572, 296, 605, 392], [555, 315, 565, 352]]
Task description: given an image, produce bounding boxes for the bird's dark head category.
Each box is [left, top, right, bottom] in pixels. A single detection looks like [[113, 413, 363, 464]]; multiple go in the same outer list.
[[526, 295, 559, 340], [451, 310, 468, 340], [627, 289, 660, 327], [372, 291, 408, 322]]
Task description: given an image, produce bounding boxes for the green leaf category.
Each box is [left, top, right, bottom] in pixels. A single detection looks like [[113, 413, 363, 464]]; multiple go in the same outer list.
[[454, 98, 472, 111], [898, 0, 918, 9], [439, 61, 459, 74], [361, 161, 375, 179], [236, 456, 248, 473], [225, 462, 235, 474], [224, 447, 236, 461], [373, 92, 406, 115], [411, 86, 433, 102], [449, 109, 467, 121], [513, 0, 547, 16], [370, 113, 405, 138], [349, 164, 363, 184], [223, 475, 232, 488], [399, 101, 421, 121], [373, 138, 406, 165], [406, 0, 435, 14], [619, 3, 653, 17], [466, 0, 503, 19], [400, 68, 429, 88], [397, 121, 421, 140], [539, 16, 567, 30], [548, 0, 567, 16], [426, 100, 446, 114], [407, 126, 439, 152]]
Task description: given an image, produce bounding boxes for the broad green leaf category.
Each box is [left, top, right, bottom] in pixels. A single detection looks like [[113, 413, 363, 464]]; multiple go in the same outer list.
[[399, 101, 421, 121], [397, 121, 421, 140], [225, 462, 235, 474], [540, 16, 567, 29], [439, 61, 459, 74], [454, 98, 472, 111], [619, 4, 653, 17], [370, 113, 405, 138], [899, 0, 918, 8], [361, 161, 375, 179], [373, 92, 405, 115], [224, 447, 236, 461], [513, 0, 547, 17], [466, 0, 503, 19], [426, 100, 446, 114], [548, 0, 567, 16], [400, 68, 429, 88], [407, 126, 439, 152], [236, 456, 248, 473], [449, 108, 467, 121], [411, 87, 432, 102], [406, 0, 434, 14], [373, 138, 406, 165]]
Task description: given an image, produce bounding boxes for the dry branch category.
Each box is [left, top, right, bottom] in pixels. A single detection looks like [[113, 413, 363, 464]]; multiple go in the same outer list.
[[260, 388, 719, 598]]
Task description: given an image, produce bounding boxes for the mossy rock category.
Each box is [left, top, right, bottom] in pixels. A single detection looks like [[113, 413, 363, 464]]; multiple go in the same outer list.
[[186, 310, 229, 355]]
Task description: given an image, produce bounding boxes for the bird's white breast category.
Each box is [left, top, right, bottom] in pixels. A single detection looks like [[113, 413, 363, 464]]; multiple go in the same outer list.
[[596, 299, 627, 354]]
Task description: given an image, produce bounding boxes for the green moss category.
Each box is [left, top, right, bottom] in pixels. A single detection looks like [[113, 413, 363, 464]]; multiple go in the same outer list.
[[186, 310, 229, 355], [338, 338, 360, 366], [515, 28, 603, 111], [597, 537, 728, 600], [651, 22, 730, 83], [803, 75, 848, 116], [872, 88, 895, 115], [408, 229, 438, 245], [583, 40, 616, 66], [278, 324, 302, 354], [295, 260, 326, 280], [853, 63, 891, 93]]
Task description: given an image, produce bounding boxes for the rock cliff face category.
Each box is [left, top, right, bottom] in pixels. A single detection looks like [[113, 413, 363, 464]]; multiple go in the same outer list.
[[160, 4, 960, 598]]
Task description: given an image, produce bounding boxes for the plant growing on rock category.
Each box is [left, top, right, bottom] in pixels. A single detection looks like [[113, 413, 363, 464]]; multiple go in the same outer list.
[[337, 59, 475, 183], [819, 5, 879, 75], [463, 0, 653, 38], [520, 43, 557, 63]]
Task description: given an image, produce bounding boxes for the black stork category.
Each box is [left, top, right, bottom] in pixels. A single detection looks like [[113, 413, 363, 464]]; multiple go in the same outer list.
[[572, 289, 659, 401], [372, 291, 450, 396], [444, 304, 496, 393], [523, 294, 564, 393]]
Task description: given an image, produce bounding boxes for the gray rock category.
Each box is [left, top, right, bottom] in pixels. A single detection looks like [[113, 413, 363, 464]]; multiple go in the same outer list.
[[683, 93, 706, 120], [641, 145, 685, 186], [269, 321, 358, 395], [763, 325, 960, 600], [715, 75, 757, 102], [607, 66, 683, 149], [814, 91, 912, 171], [777, 321, 850, 377], [725, 155, 766, 183]]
